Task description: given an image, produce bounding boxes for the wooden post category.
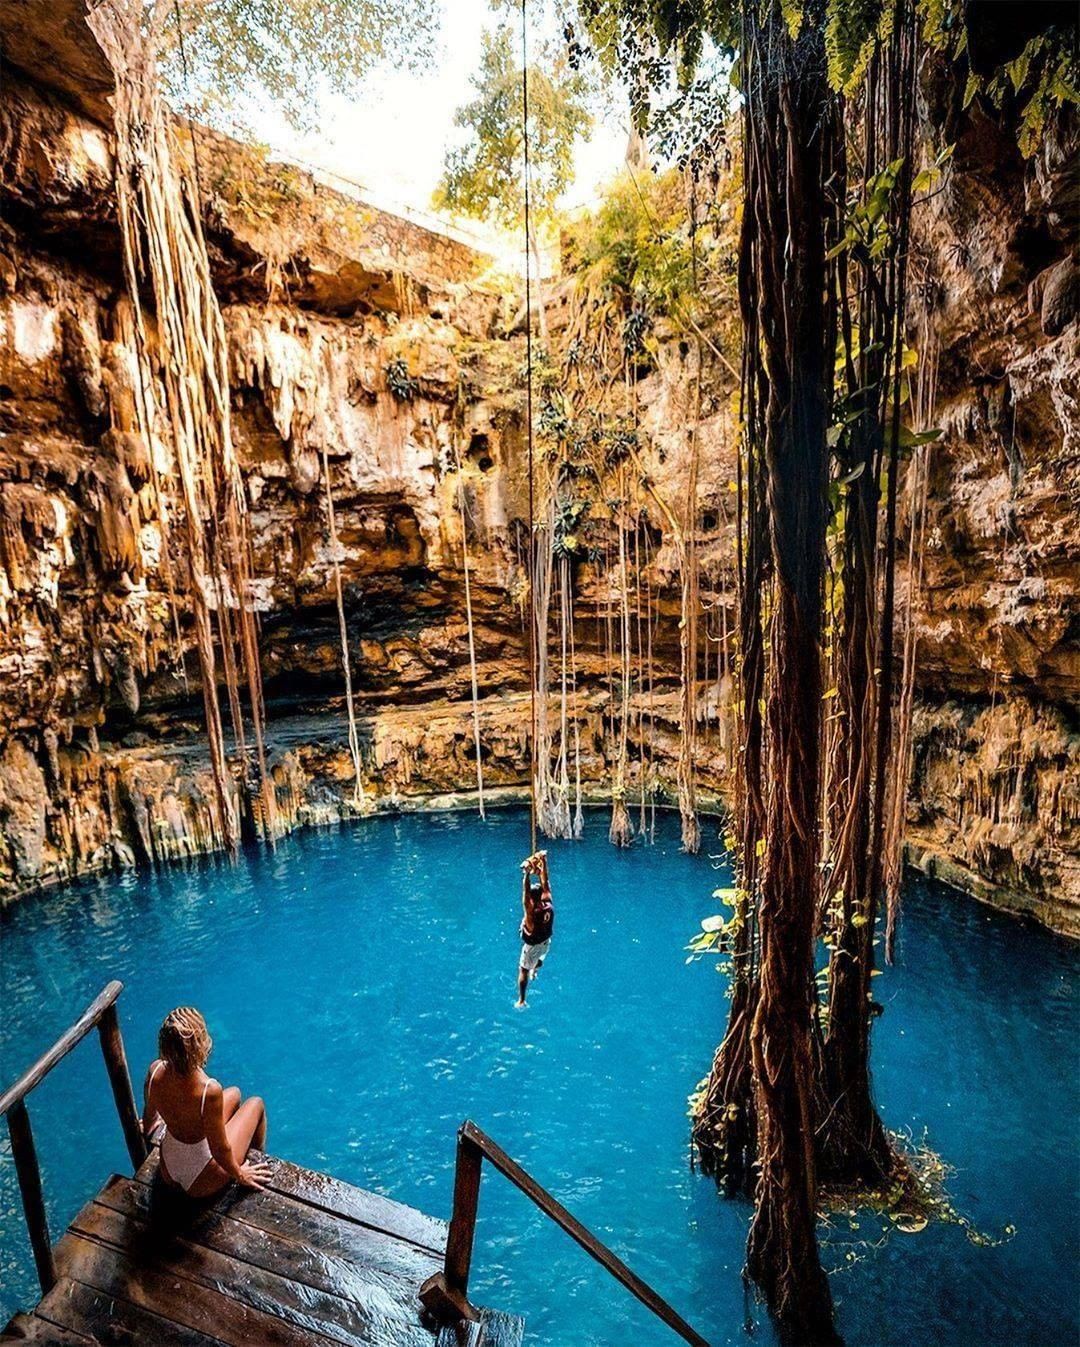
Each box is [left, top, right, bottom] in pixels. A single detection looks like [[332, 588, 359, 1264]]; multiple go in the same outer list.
[[445, 1126, 483, 1297], [418, 1125, 483, 1325], [97, 1002, 148, 1172], [7, 1100, 56, 1295]]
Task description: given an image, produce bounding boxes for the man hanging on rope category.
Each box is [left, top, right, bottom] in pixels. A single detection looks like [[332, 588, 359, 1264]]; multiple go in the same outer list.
[[517, 850, 554, 1007]]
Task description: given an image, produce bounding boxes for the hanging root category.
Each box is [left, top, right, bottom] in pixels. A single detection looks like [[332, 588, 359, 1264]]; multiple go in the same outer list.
[[88, 0, 278, 848], [322, 444, 366, 807], [608, 792, 635, 848]]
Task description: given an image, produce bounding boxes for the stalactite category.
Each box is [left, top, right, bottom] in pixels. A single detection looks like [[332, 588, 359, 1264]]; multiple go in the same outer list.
[[533, 490, 572, 838], [635, 522, 648, 836], [568, 556, 584, 839]]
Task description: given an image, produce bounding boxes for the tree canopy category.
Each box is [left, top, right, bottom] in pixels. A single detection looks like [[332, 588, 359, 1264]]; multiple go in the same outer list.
[[576, 0, 1078, 157], [158, 0, 439, 134], [434, 25, 591, 229]]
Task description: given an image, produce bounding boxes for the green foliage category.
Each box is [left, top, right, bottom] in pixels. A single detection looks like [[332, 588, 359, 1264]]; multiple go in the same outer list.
[[826, 153, 909, 263], [919, 2, 1077, 156], [384, 358, 419, 401], [825, 0, 892, 94], [159, 0, 438, 135], [685, 888, 746, 965], [552, 496, 591, 559], [434, 26, 590, 229], [562, 168, 703, 323], [575, 0, 1078, 156], [977, 34, 1079, 157]]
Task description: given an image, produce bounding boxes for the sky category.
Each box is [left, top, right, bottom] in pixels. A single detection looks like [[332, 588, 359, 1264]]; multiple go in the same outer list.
[[247, 0, 629, 256]]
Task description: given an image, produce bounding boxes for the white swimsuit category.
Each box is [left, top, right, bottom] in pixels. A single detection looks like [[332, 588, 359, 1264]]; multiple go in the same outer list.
[[150, 1062, 214, 1192]]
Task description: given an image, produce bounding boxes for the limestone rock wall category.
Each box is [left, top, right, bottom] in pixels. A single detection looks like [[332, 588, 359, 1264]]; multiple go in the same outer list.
[[0, 46, 1076, 935], [0, 68, 734, 899], [898, 74, 1079, 933]]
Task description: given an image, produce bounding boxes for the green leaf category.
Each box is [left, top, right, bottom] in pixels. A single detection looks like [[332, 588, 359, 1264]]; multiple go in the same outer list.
[[898, 425, 944, 448], [1006, 47, 1032, 93]]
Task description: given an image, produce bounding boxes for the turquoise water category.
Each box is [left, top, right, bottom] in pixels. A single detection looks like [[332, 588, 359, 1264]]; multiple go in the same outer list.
[[0, 808, 1076, 1345]]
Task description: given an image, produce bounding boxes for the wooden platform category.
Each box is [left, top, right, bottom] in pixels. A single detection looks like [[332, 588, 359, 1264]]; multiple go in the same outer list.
[[2, 1150, 523, 1347]]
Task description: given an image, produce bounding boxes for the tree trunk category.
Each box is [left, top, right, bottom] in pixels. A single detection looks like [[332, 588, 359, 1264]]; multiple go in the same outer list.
[[818, 7, 917, 1187], [742, 10, 839, 1344], [692, 182, 768, 1191], [820, 413, 893, 1184]]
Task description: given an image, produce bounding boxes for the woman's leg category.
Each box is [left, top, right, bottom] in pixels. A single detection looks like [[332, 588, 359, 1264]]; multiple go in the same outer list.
[[186, 1096, 267, 1199], [227, 1095, 267, 1156], [222, 1086, 242, 1121]]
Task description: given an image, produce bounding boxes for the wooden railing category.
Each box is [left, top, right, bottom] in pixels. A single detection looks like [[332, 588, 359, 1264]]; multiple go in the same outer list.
[[0, 980, 147, 1295], [419, 1120, 711, 1347]]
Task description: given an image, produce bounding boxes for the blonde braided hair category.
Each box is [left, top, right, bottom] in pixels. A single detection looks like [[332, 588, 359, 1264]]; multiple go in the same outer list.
[[158, 1006, 212, 1075]]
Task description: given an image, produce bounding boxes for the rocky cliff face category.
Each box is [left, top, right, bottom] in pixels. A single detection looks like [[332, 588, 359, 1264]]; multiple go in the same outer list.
[[898, 70, 1079, 933], [0, 30, 1075, 935], [0, 65, 733, 898]]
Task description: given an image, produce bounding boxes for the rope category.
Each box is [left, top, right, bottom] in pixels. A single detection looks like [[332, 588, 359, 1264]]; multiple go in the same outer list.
[[521, 0, 538, 855]]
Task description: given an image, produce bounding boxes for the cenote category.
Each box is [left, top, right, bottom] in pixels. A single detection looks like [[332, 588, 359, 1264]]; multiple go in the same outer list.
[[1, 808, 1076, 1346]]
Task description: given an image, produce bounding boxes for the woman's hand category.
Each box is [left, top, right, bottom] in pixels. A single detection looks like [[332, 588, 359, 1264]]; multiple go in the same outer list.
[[237, 1159, 274, 1190]]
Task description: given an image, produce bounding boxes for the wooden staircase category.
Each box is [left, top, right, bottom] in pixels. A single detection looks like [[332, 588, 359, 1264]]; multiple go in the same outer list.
[[3, 1149, 523, 1347], [0, 983, 522, 1347], [3, 982, 711, 1347]]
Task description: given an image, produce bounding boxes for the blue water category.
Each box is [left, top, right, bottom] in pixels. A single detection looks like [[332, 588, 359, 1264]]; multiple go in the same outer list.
[[0, 808, 1076, 1346]]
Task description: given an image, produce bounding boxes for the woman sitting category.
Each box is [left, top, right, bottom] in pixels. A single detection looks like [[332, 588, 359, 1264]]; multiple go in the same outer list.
[[142, 1006, 271, 1198]]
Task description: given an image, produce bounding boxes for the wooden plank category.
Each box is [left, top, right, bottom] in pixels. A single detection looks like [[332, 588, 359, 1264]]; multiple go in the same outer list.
[[461, 1121, 708, 1347], [0, 1312, 93, 1345], [130, 1163, 441, 1286], [249, 1152, 448, 1255], [35, 1277, 230, 1347], [0, 985, 123, 1119], [433, 1310, 524, 1347], [444, 1133, 482, 1300], [53, 1231, 346, 1347], [137, 1147, 446, 1255], [105, 1174, 438, 1319], [72, 1183, 434, 1347], [434, 1322, 483, 1347], [96, 1004, 148, 1172], [476, 1311, 525, 1347]]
